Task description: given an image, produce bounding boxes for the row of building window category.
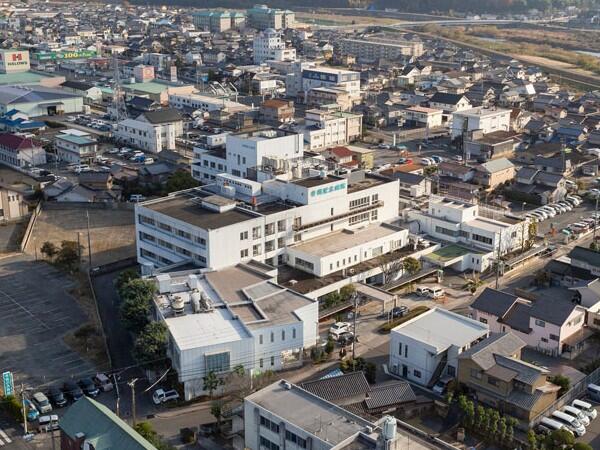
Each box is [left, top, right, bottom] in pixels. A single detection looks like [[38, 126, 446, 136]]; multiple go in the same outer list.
[[139, 215, 206, 246], [259, 329, 296, 345], [260, 416, 280, 434], [259, 436, 279, 450]]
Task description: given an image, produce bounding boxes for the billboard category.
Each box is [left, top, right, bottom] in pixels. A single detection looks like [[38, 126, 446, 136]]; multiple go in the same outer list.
[[34, 50, 97, 62], [0, 50, 31, 73]]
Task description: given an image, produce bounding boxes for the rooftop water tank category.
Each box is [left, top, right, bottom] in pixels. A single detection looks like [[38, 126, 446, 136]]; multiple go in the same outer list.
[[171, 295, 185, 314], [382, 416, 396, 441]]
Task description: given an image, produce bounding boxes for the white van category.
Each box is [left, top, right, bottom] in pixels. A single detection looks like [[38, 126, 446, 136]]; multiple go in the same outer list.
[[428, 287, 445, 299], [572, 399, 598, 420], [587, 383, 600, 401], [539, 417, 569, 434], [415, 286, 431, 297], [551, 410, 586, 436], [38, 415, 59, 432], [562, 405, 590, 426]]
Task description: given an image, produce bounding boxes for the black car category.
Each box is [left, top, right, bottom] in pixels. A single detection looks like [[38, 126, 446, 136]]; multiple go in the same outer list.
[[337, 332, 355, 347], [379, 306, 409, 320], [47, 386, 67, 408], [63, 381, 84, 401], [78, 378, 100, 397]]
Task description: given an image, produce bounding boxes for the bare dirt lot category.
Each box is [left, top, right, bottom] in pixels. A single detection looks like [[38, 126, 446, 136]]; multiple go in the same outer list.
[[25, 203, 136, 267]]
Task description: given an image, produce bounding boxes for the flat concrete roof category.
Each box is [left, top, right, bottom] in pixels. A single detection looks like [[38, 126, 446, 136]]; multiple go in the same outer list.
[[291, 223, 400, 257], [205, 265, 272, 304], [392, 308, 488, 353], [246, 381, 374, 445], [465, 217, 510, 232], [292, 175, 341, 188], [144, 195, 255, 230]]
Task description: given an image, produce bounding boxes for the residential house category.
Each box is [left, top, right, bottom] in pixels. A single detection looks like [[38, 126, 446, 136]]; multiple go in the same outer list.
[[470, 288, 588, 358], [451, 107, 511, 140], [473, 158, 515, 190], [513, 167, 566, 205], [438, 161, 475, 182], [0, 133, 46, 169], [399, 106, 443, 129], [60, 396, 157, 450], [533, 154, 572, 176], [60, 80, 103, 103], [380, 170, 431, 198], [457, 332, 560, 423], [0, 184, 28, 221], [115, 108, 183, 153], [428, 92, 471, 118], [389, 308, 489, 386], [55, 131, 97, 164], [259, 99, 295, 124], [465, 130, 517, 161]]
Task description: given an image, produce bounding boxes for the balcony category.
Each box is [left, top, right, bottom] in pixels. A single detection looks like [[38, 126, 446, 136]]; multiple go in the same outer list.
[[292, 201, 383, 232]]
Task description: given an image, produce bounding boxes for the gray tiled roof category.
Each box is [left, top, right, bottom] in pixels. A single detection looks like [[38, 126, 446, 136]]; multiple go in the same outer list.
[[529, 297, 579, 327], [494, 354, 547, 385], [459, 333, 526, 370], [569, 246, 600, 269], [364, 382, 416, 410], [502, 302, 532, 333], [470, 288, 519, 318], [300, 372, 369, 403], [506, 388, 543, 411]]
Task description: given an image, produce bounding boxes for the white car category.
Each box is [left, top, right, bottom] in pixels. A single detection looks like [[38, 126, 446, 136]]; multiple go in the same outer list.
[[152, 388, 180, 405], [552, 204, 567, 213], [558, 202, 573, 211], [562, 405, 590, 427], [533, 210, 548, 220], [329, 322, 351, 340], [571, 399, 597, 420], [540, 207, 556, 218]]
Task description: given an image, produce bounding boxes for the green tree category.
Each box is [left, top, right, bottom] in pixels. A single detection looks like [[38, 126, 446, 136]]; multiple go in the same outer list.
[[119, 279, 155, 334], [498, 416, 507, 444], [543, 428, 574, 449], [132, 322, 168, 367], [40, 241, 58, 260], [527, 429, 537, 450], [402, 257, 421, 275], [203, 371, 222, 398], [339, 284, 356, 300], [134, 422, 175, 450], [488, 409, 499, 442], [115, 268, 139, 292], [506, 417, 517, 445], [210, 401, 224, 431], [573, 443, 594, 450], [526, 220, 538, 249], [55, 240, 81, 271], [325, 337, 335, 355], [475, 405, 486, 430], [548, 374, 570, 396], [165, 170, 199, 194]]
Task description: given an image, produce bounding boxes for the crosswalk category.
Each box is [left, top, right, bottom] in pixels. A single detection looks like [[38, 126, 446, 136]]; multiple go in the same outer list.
[[0, 428, 12, 446]]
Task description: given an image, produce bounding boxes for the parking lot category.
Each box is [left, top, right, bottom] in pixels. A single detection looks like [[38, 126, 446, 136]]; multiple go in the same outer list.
[[0, 255, 98, 388]]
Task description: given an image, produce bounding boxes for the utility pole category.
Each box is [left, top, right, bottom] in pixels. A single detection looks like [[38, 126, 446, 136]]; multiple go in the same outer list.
[[594, 196, 599, 243], [113, 373, 120, 417], [351, 293, 359, 371], [128, 378, 139, 426], [495, 232, 502, 290], [20, 384, 27, 435], [86, 210, 92, 267]]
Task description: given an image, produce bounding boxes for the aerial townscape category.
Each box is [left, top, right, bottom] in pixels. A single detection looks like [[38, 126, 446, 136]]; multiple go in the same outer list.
[[6, 1, 600, 450]]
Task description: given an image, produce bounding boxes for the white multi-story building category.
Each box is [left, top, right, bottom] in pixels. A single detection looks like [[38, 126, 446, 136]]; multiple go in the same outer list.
[[151, 266, 318, 399], [245, 380, 414, 450], [115, 109, 183, 153], [408, 196, 529, 272], [135, 169, 402, 274], [340, 37, 424, 61], [192, 10, 245, 32], [301, 67, 361, 105], [247, 4, 294, 30], [253, 29, 296, 64], [192, 129, 304, 183], [54, 129, 97, 164], [451, 107, 511, 139], [0, 133, 46, 169], [389, 308, 489, 386], [303, 108, 363, 151], [169, 92, 250, 114]]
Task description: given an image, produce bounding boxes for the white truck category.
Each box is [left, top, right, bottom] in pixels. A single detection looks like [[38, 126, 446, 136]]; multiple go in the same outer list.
[[152, 388, 180, 405]]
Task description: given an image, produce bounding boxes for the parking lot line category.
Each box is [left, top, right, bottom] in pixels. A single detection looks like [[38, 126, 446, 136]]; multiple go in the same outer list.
[[0, 287, 49, 331]]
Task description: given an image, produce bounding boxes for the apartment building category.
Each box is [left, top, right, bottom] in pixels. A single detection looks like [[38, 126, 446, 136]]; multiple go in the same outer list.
[[340, 37, 424, 61], [253, 29, 296, 64], [247, 4, 295, 30], [115, 108, 183, 153], [451, 107, 512, 139], [389, 308, 489, 386], [259, 99, 295, 124], [151, 266, 318, 399], [192, 129, 304, 182], [192, 10, 245, 32], [303, 108, 363, 151], [0, 132, 46, 169], [54, 129, 97, 164], [0, 185, 27, 221], [408, 197, 528, 272], [306, 86, 353, 111], [301, 67, 361, 105], [245, 380, 421, 450], [136, 169, 400, 272], [399, 106, 443, 128], [457, 332, 560, 423]]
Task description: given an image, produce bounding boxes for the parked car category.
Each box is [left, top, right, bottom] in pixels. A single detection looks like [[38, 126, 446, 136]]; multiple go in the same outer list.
[[79, 378, 100, 397], [427, 287, 445, 299], [452, 155, 463, 162], [32, 392, 52, 413], [63, 380, 84, 401], [93, 373, 114, 392], [430, 155, 443, 163], [337, 331, 355, 346], [329, 322, 351, 340], [24, 399, 39, 421], [152, 388, 180, 405], [561, 405, 590, 427], [47, 386, 67, 407], [379, 306, 409, 320], [432, 376, 453, 395], [586, 383, 600, 401], [38, 415, 60, 433], [551, 410, 586, 437], [378, 143, 391, 150], [415, 286, 431, 297], [571, 399, 597, 420]]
